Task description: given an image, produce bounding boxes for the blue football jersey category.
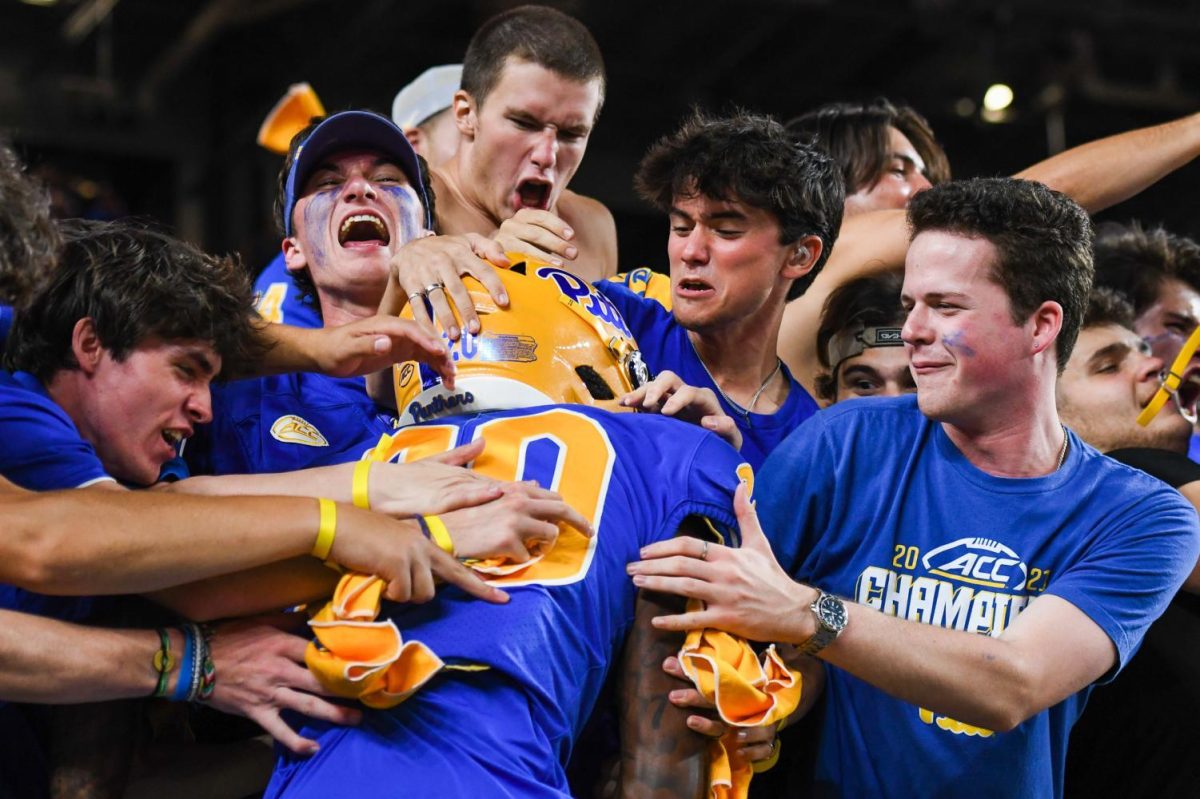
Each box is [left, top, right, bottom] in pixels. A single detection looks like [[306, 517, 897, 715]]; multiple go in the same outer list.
[[594, 281, 818, 471], [254, 253, 322, 329], [0, 370, 113, 624], [187, 373, 392, 476], [267, 405, 748, 798]]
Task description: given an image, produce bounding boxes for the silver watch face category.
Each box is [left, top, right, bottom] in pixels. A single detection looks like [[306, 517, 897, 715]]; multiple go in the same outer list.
[[816, 594, 847, 631]]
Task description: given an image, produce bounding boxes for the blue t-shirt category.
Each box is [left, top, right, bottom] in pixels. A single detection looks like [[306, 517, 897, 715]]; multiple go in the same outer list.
[[186, 372, 392, 476], [595, 281, 818, 471], [266, 406, 747, 798], [1188, 431, 1200, 463], [253, 253, 322, 329], [759, 395, 1200, 799], [0, 370, 113, 622]]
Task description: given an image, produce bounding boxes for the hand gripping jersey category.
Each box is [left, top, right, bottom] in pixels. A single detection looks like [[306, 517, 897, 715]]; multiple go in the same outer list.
[[594, 280, 819, 470], [267, 257, 758, 797], [266, 406, 748, 798], [758, 395, 1200, 799]]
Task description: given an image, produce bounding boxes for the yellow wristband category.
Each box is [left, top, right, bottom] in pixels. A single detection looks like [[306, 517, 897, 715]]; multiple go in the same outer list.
[[423, 514, 454, 556], [313, 498, 337, 561], [750, 738, 782, 774], [352, 460, 372, 510]]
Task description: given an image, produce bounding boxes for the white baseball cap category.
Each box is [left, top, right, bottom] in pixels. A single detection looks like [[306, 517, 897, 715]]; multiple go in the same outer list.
[[391, 64, 463, 129]]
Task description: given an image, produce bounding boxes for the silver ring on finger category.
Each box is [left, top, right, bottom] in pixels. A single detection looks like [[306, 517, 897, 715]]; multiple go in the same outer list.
[[407, 291, 426, 305], [424, 281, 446, 295], [700, 541, 709, 561]]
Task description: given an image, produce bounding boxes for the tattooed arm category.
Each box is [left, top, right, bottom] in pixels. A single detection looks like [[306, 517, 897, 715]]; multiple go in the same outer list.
[[618, 520, 708, 799]]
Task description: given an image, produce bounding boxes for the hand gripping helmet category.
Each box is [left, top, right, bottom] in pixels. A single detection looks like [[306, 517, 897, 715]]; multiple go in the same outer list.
[[393, 254, 652, 426]]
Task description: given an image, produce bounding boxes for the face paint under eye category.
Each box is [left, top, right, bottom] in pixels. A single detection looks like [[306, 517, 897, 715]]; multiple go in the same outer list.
[[380, 185, 425, 247], [943, 330, 976, 357], [302, 189, 338, 267]]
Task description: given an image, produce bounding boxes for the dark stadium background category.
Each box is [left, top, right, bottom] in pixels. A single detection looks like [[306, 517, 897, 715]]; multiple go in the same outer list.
[[2, 0, 1198, 276]]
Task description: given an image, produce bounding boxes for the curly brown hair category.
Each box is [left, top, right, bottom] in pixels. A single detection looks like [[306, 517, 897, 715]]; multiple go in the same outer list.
[[0, 141, 61, 309], [5, 219, 260, 380]]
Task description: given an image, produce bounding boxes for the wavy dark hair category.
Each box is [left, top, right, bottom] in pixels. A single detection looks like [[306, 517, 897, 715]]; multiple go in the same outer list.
[[787, 98, 951, 195], [6, 219, 259, 380], [635, 109, 845, 301]]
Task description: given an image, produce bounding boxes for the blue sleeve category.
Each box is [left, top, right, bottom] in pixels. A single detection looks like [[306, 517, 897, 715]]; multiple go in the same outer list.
[[662, 430, 746, 544], [1046, 481, 1200, 672], [0, 389, 110, 490], [757, 411, 837, 579], [593, 280, 668, 346], [0, 305, 12, 347]]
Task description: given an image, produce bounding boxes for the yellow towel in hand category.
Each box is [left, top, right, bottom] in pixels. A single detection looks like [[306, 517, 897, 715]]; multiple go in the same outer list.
[[306, 573, 444, 710], [678, 602, 802, 799]]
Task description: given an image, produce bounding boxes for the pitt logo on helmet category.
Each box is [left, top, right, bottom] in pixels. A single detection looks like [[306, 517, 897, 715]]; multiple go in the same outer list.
[[921, 538, 1027, 592], [392, 253, 651, 427]]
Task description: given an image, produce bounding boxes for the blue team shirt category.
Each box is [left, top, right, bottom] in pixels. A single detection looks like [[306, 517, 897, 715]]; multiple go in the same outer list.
[[0, 370, 113, 623], [758, 395, 1200, 799], [253, 253, 322, 329], [186, 372, 392, 476], [266, 406, 747, 798], [594, 281, 818, 470]]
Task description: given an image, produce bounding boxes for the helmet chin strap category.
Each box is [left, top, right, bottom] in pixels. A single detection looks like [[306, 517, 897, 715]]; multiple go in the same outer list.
[[1137, 324, 1200, 427]]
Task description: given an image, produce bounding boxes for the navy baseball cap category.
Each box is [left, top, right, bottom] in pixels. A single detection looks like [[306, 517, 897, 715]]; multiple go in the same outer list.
[[281, 110, 433, 236]]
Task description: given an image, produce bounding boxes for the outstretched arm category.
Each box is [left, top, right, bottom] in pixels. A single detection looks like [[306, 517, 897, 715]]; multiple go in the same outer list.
[[627, 484, 1126, 733], [1016, 111, 1200, 214], [779, 111, 1200, 385]]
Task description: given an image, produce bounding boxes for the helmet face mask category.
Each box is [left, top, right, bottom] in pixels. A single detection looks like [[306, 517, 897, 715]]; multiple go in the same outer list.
[[393, 254, 650, 426]]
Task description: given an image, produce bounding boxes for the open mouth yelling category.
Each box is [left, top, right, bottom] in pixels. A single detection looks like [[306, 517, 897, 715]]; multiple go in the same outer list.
[[515, 179, 551, 210], [675, 277, 714, 299], [1175, 367, 1200, 423], [338, 213, 390, 248]]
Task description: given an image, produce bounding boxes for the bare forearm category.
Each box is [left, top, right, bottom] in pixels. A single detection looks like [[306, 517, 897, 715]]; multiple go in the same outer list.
[[0, 490, 320, 595], [619, 589, 706, 799], [1017, 112, 1200, 213], [148, 557, 337, 621], [241, 320, 320, 378], [171, 463, 355, 503], [0, 611, 179, 703], [818, 603, 1035, 732]]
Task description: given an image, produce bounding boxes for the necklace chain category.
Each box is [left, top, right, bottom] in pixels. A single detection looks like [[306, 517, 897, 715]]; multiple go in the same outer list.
[[692, 341, 783, 427], [1055, 424, 1070, 471]]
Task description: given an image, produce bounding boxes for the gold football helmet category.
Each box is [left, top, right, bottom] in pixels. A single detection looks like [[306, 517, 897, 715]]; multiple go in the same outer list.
[[393, 253, 651, 426]]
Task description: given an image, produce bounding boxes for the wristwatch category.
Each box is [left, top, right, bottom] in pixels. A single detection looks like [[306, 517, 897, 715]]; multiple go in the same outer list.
[[798, 591, 848, 656]]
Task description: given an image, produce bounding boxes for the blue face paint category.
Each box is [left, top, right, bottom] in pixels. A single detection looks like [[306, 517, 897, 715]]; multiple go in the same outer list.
[[943, 330, 976, 357], [380, 185, 425, 247], [300, 187, 338, 268]]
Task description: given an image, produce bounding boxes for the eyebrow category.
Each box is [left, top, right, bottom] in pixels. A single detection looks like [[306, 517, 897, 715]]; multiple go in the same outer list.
[[1086, 342, 1131, 370], [840, 364, 882, 380], [669, 207, 748, 223], [182, 348, 218, 378]]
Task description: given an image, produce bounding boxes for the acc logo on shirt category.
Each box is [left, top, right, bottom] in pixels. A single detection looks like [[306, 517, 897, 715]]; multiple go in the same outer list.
[[270, 415, 329, 447], [921, 537, 1027, 591]]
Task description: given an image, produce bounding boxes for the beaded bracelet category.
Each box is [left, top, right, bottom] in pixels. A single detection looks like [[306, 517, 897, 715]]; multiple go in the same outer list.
[[150, 628, 174, 698], [179, 622, 217, 703]]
